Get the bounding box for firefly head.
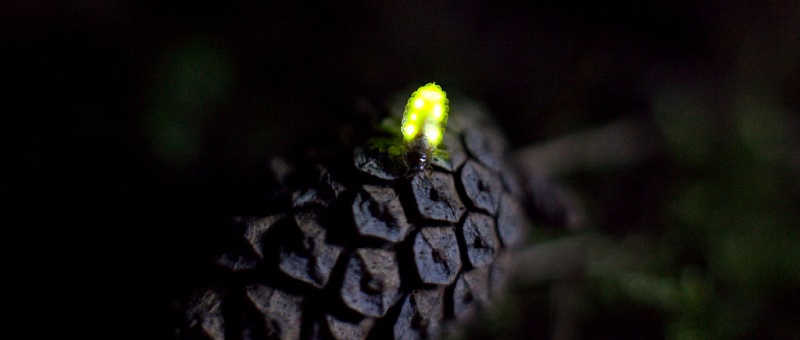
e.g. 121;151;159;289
405;135;433;172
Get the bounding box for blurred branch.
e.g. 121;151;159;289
514;117;659;177
513;233;609;284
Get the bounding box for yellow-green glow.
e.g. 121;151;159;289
401;82;449;147
403;124;416;137
432;104;443;120
424;125;442;144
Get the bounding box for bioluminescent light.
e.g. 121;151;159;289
402;83;449;172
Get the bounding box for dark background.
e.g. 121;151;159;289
5;1;800;338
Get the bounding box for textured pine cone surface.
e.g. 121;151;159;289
180;98;535;339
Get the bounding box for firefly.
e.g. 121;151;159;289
401;82;449;172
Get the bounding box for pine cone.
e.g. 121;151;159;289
180;98;536;339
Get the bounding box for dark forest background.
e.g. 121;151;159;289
5;1;800;338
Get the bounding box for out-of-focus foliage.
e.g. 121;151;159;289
467;2;800;339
